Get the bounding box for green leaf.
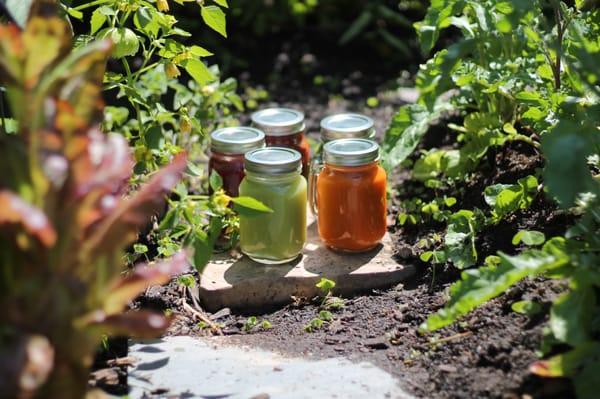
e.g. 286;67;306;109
91;9;107;36
192;217;223;272
144;124;163;150
182;59;215;86
339;11;372;45
201;5;227;38
209;170;223;191
316;277;336;292
213;0;229;8
189;45;214;57
444;209;480;269
134;6;160;37
550;285;595;346
512;230;546;246
542;120;599;208
97;28;140;59
414;0;465;53
66;7;83;20
231;197;273;216
511;300;542;316
382;102;454;171
420;250;569;332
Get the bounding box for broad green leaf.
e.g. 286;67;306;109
97;28;140;59
542;120;599;208
213;0;229;8
209;170;223;191
134;6;160;37
189;45;214;57
421;250;569;331
444;209;480;269
182;59;214;85
530;343;600;378
550;285;595;346
90;6;115;35
201;5;227;38
316;277;336;292
231;197;273;215
512;230;545;246
414;0;465;53
382;102;454;172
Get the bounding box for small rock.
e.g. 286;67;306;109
250;394;270;399
363;337;389;350
210;307;231;320
89;368;119;386
438;364;457;373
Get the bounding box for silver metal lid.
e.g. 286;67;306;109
250;108;305;137
210;127;265;155
245;147;302;174
320;113;375;142
323;139;380;167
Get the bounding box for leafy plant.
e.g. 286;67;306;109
0;6;188;397
391;1;600;396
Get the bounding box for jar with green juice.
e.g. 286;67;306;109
239;147;307;264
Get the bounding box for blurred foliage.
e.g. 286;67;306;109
0;3;189;397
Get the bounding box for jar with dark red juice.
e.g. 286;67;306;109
209;127;265;196
250;108;310;179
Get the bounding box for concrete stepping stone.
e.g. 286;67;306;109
128;336;414;399
199;215;415;312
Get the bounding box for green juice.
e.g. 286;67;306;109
239;171;307;264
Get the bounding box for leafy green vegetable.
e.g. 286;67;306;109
512;230;546;246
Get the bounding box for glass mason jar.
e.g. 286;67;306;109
316;139;387;253
309;113;375;215
251;108;310;179
239;147;307;264
209;127;265;197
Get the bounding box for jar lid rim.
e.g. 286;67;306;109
251;107;305;136
323;138;380;166
245;147;302;174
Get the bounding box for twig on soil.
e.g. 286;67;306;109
179;298;223;336
429;331;472;346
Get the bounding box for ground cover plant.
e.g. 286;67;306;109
0;3;190;397
382;0;600;396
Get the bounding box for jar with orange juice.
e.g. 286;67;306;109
316;139;387;252
309;113;375;215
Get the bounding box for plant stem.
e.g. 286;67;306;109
73;0;112;11
553;4;563;90
121;59;144;135
0;88;6;135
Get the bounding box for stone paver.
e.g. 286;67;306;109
128;336;414;399
198;215;415;312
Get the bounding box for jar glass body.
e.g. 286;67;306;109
265;131;310;179
239;171;307;264
208;151;246;197
317;162;387;252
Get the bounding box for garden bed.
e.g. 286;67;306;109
124;82;575;398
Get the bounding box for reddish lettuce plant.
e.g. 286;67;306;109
0;3;189;398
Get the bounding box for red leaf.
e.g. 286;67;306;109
81;153;187;257
0;191;57;247
103;251;189;315
84;311;172;339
